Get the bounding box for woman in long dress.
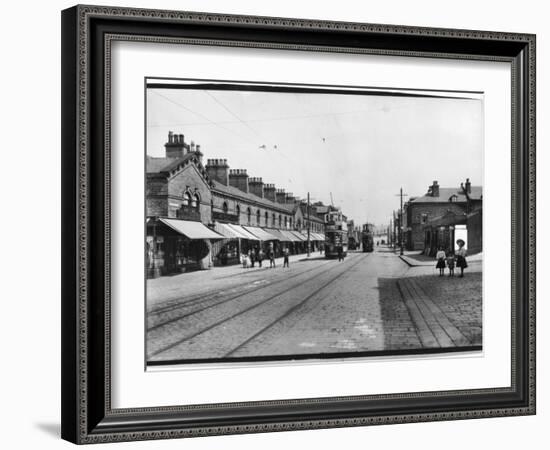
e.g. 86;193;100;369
455;239;468;277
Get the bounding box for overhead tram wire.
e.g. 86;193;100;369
146;107;377;128
150;90;258;147
203;90;262;139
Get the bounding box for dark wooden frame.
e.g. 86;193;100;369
61;4;536;444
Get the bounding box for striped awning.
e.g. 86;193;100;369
213;222;242;239
262;228;287;241
289;230;308;242
279;230;301;242
159;218;224;240
225;223;260;240
243;226;279;241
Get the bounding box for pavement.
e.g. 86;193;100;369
397;249;483;267
146;246;482;363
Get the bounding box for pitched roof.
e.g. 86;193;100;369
211;180;295;213
146;154;196;174
411;186;482;204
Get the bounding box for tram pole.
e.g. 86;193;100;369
395;187;408;256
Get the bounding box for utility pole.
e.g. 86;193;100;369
307;192;311;257
389;216;393;248
395;187;408;256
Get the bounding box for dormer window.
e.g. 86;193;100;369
449;194;458;203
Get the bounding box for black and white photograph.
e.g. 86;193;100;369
145;79;484;365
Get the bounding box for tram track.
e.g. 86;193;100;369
223;253;368;358
147;258;334;331
148;253;368;360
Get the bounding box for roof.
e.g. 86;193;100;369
411;186;482;204
298;204;325;223
211;180;295;214
146;154;197;174
424;211;467;228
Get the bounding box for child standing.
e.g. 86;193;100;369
435;247;446;276
446;252;455;277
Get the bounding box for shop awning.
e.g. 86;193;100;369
213;222;242;239
289;230;308;242
243;226;279;241
262;228;287;241
159;218;224;240
279;230;301;242
223;223;260;240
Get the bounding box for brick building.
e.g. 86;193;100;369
146;132;333;276
405;179;482;253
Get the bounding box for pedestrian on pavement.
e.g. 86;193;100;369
283;247;290;268
249;249;255;268
268;244;276;268
257;247;263;268
241;252;250;268
337;246;344;262
435;247;446;276
455;239;468;277
446;251;455;277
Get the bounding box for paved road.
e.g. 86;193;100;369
146;248;481;363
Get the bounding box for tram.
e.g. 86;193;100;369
361;223;374;252
324;210;348;258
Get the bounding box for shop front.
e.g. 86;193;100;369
146;218;224;277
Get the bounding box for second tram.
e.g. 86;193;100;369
361;223;374;252
324;210;348;258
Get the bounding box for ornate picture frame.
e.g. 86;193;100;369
61;5;535;444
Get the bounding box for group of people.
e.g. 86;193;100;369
435;239;468;277
241;245;291;269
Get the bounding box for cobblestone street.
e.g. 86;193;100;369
146;246;482;363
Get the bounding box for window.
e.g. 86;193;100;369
222;202;228;214
247;207;251;225
182;192;190;206
192;194;199;208
284;217;288;229
236;205;241;223
272;213;276;227
257;209;261;225
450;195;458;202
278;215;282;227
265;211;268;226
289;218;293;229
421;213;428;224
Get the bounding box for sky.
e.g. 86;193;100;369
146;83;483;226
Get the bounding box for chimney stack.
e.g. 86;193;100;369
229;169;249;193
264;184;276;202
465;178;471;194
165;131;186;158
285;192;295;204
249;177;264;198
431;180;440;197
205;158;229;185
276;189;286;204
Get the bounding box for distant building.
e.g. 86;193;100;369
146;132;339;277
405;179;482;254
